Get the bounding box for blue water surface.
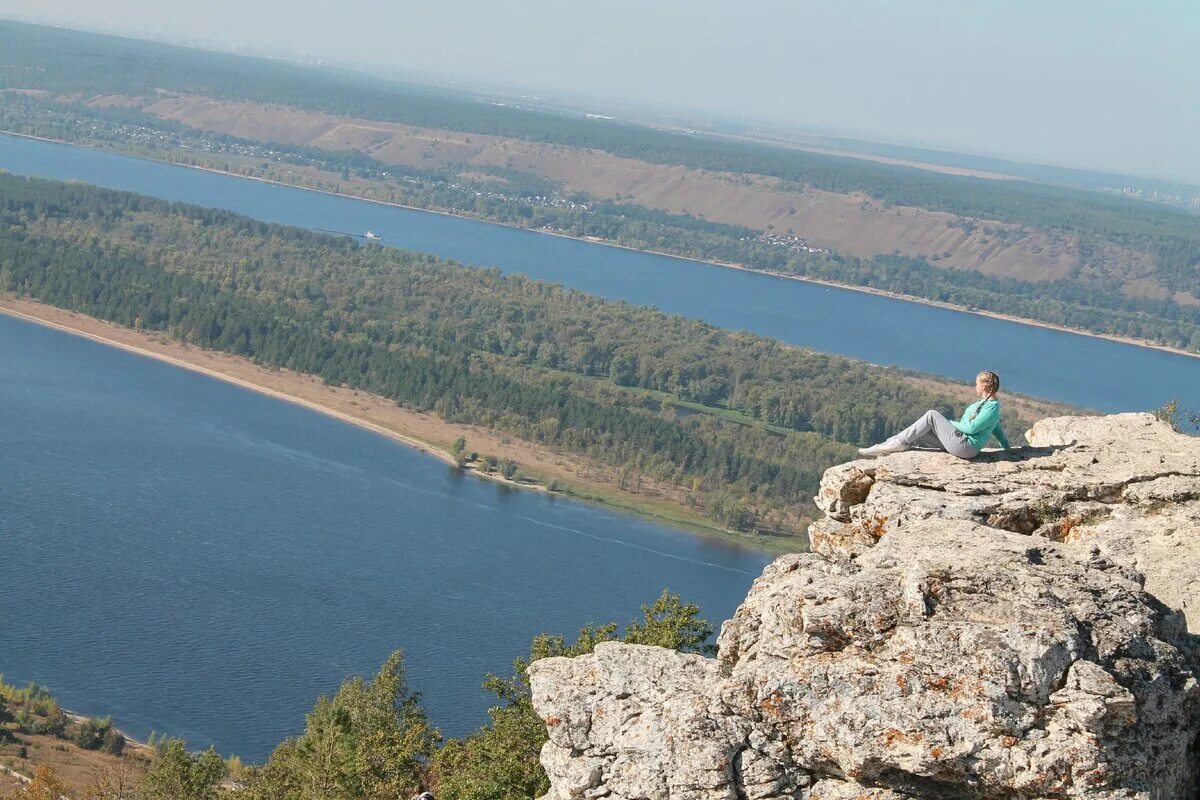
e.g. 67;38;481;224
0;133;1196;411
2;132;1198;760
0;315;771;759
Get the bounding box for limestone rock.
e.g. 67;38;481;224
718;526;1198;798
532;644;755;800
811;413;1200;631
532;414;1200;799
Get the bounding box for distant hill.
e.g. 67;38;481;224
687;124;1200;207
3;19;1200;352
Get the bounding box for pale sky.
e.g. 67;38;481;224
4;0;1199;182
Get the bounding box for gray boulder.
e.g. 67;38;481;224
531;414;1200;799
811;413;1200;629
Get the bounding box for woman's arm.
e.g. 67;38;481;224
952;401;1000;436
993;422;1011;449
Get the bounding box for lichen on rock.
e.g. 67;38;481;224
531;414;1200;799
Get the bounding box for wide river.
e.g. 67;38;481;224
1;134;1198;760
0;314;772;759
1;133;1198;411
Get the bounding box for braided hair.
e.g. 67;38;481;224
970;370;1001;421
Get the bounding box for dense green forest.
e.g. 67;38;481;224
3;93;1200;352
3;19;1198;286
4;85;1200;351
0;173;992;534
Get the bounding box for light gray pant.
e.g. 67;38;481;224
886;410;980;459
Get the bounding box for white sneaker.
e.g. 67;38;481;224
857;442;908;458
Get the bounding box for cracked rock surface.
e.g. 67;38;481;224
811;413;1200;628
531;414;1200;799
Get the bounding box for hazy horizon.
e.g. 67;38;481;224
3;1;1199;183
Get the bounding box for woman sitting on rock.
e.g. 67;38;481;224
858;370;1011;459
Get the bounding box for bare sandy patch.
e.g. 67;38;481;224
140;95;341;143
86;93;150;109
1;724;152;797
119;93;1119;284
309;122;395;151
710;134;1022;181
1174;291;1200;307
457;170;507;184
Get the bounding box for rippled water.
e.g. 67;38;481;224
0;315;772;759
2;132;1197;759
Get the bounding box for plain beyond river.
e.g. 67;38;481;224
0;132;1198;413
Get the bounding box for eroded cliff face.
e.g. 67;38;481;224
530;413;1200;799
811;413;1200;628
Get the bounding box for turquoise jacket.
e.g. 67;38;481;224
953;398;1011;449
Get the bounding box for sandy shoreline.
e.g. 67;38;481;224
0;298;760;544
3;129;1196;362
0;293;1072;552
0;301;511;481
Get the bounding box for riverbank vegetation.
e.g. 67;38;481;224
1;593;712;800
0;173;1026;538
3;20;1200;353
0;677;151;798
0;679;123;758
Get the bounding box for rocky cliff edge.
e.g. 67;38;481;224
530;413;1200;799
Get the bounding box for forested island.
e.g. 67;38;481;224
0;173;1059;542
3;21;1200;353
